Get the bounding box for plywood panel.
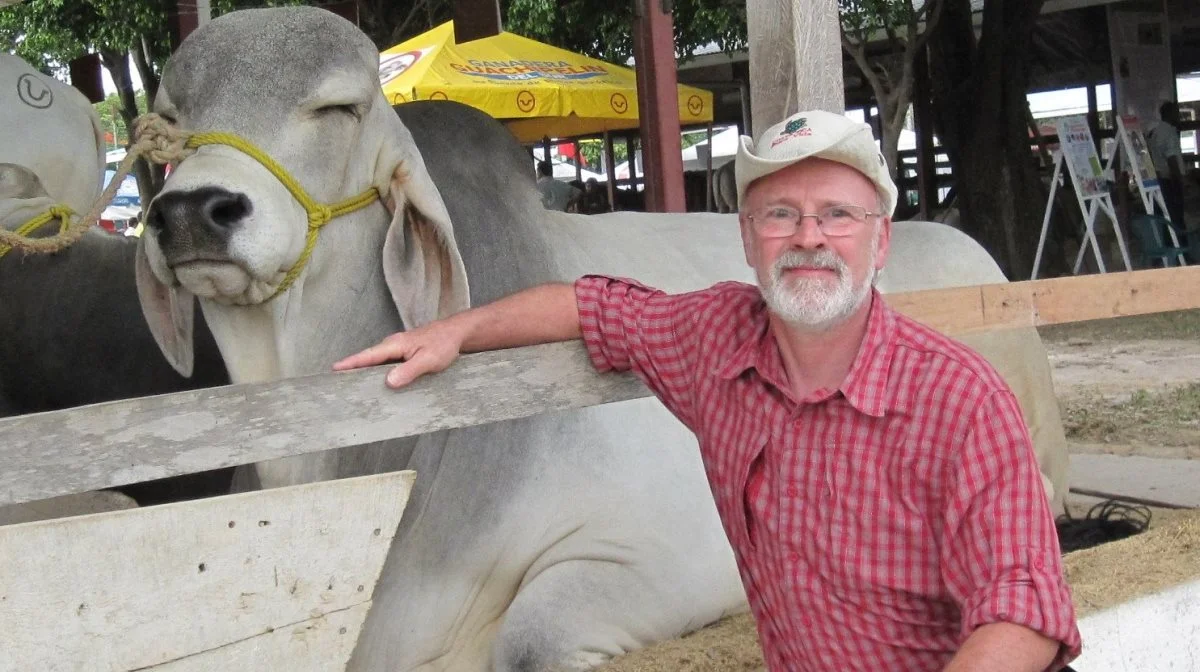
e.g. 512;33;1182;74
0;471;413;671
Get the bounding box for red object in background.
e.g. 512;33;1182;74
556;142;576;159
98;219;117;233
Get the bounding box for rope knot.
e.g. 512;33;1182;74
132;113;196;167
308;204;333;228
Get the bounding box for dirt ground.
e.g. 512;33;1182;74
597;310;1200;672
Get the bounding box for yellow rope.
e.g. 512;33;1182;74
0;205;74;258
1;113;383;301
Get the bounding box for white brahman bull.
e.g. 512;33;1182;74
0;55;233;513
133;7;1068;670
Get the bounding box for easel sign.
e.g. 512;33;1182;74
1032;115;1132;279
1110;115;1179;228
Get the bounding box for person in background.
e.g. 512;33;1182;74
1146;100;1188;250
535;160;581;212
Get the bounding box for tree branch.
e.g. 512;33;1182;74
840;32;886;102
389;0;431;46
912;0;947;56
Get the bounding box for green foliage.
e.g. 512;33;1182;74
838;0;917;39
501;0;746;65
0;0;169;73
578;138;628;168
94;90;148;148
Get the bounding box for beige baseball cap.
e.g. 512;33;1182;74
735;110;898;216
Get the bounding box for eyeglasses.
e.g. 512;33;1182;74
742;204;881;238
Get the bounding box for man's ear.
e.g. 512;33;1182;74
738;214;757;268
874;216;892;274
135;235;195;378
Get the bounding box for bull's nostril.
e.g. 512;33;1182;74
206;193;251;229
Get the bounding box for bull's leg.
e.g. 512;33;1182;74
491;554;745;672
490;560;656;671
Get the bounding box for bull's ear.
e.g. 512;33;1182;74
375;133;470;329
135;235;195;378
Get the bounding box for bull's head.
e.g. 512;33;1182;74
136;7;471;376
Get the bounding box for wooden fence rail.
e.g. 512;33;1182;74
2;265;1198;508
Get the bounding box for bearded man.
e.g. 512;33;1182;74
334;111;1083;671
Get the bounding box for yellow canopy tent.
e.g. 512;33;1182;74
378;21;714;143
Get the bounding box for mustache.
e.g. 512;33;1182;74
771;249;846;275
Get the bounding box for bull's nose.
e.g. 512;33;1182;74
147;187;252;241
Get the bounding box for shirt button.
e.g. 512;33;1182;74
1033;557;1044;570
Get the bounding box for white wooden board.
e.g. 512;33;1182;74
0;340;646;507
0;470;414;671
1073;577;1200;671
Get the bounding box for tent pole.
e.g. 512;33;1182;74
574;139;582;183
604;131;617;212
705;123;714;212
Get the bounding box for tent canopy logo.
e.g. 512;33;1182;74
451;59;608;82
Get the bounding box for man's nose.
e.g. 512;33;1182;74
788;216;828;248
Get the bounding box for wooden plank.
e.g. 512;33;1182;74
0;471;413;670
884;265;1200;336
0;341;646;507
1;267;1198;508
154;604;369;671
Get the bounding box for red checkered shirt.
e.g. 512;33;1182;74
574;275;1082;671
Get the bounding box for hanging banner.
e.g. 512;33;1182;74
1053;115;1107;200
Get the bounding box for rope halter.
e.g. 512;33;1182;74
1;113;383;302
133;115;384;301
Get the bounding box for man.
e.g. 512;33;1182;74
579;177;611;214
1146;101;1188;245
334;110;1083;671
535;159;582;212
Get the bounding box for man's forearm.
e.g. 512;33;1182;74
451;282;582;354
943;622;1060;672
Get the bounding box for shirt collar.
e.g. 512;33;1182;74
713;289;897;417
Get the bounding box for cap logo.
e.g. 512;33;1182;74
770;116;812;147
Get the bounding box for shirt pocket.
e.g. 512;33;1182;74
814;441;940;602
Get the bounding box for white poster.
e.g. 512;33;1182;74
1119;114;1159;189
1054;116;1107;200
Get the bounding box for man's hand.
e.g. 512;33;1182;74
331;282;583;389
333;321;467;389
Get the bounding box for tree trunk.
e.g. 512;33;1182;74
99;48;162;207
928;0;1060;280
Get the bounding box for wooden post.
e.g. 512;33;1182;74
747;0;844;135
574;139;582;183
453;0;502;43
913;45;938;219
705;123;714;212
631;0;686;212
1087;80;1101;156
167;0;200;50
604;131;617;211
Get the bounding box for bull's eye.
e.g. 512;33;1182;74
315;104;362;120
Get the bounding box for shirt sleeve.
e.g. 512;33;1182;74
939;389;1083;670
573;274;699;429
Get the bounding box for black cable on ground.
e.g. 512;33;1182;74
1055;499;1152;554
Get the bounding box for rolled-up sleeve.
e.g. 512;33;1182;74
574;274;698;429
940;389;1083;669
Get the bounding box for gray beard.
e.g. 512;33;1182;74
759;241;877;331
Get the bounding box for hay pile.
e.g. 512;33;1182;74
1064;507;1200;618
597;508;1200;671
